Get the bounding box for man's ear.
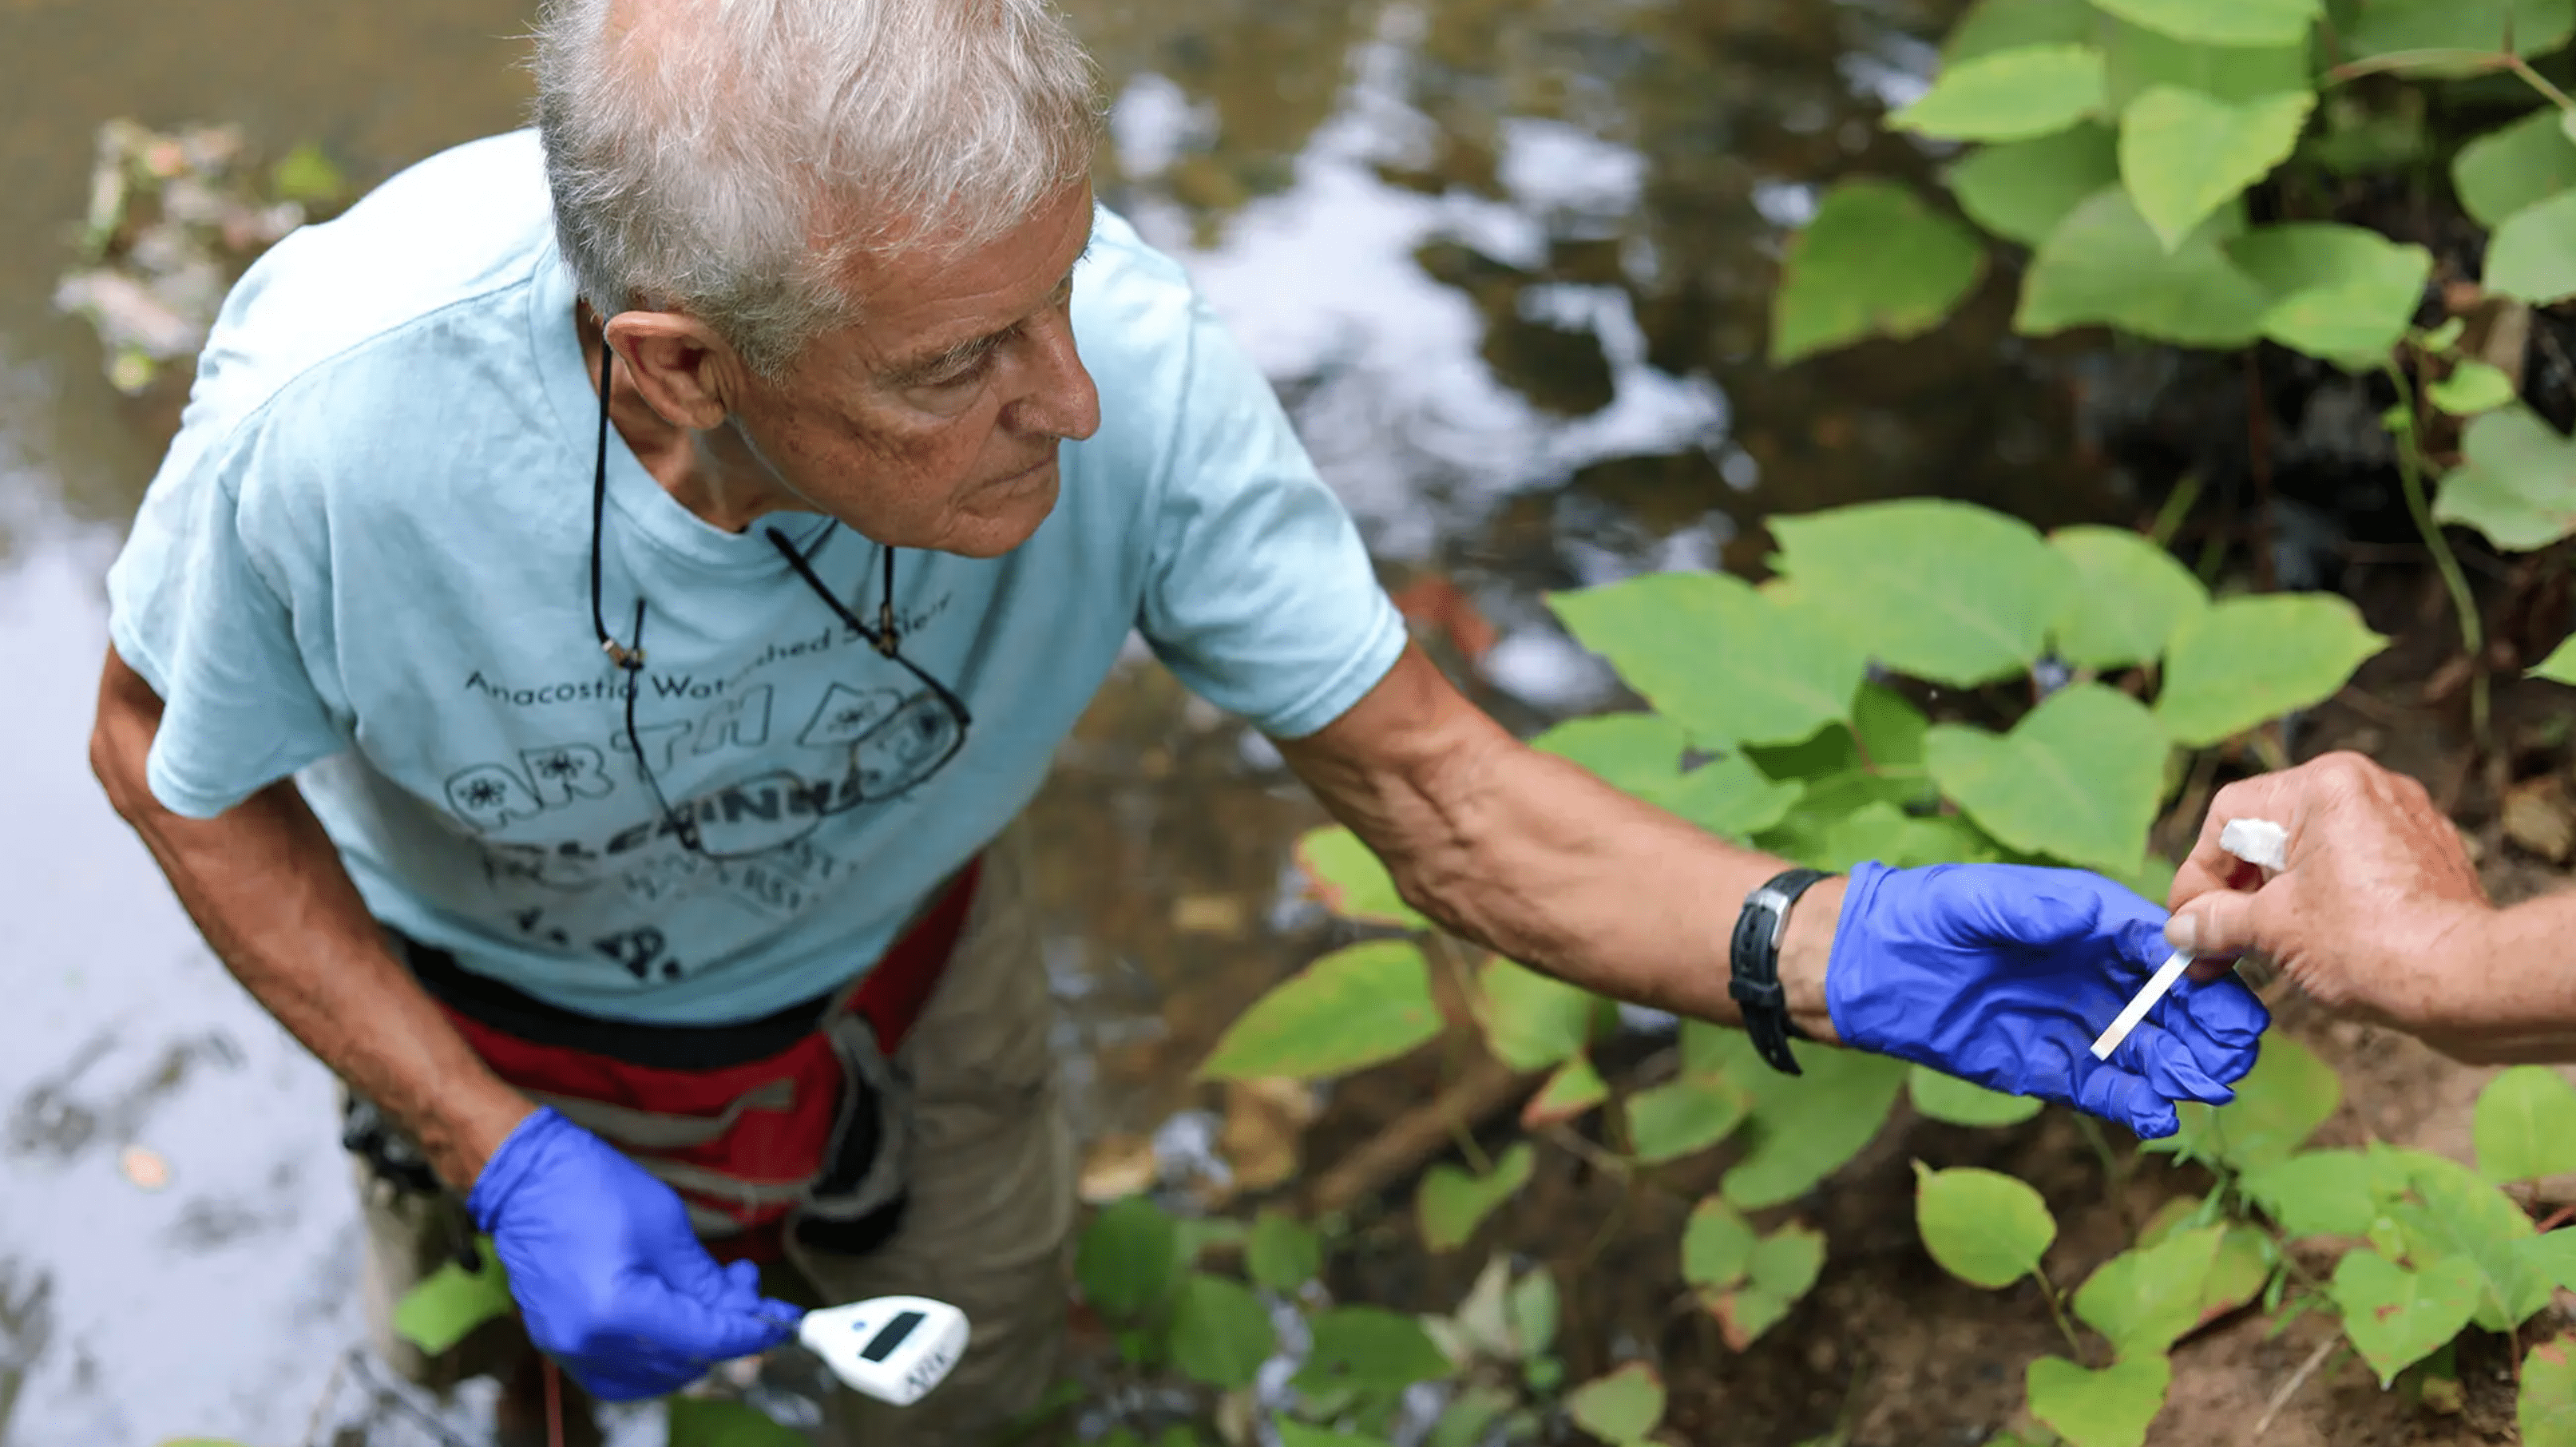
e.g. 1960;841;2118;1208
602;310;750;430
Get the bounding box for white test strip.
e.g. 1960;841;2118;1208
2089;948;2193;1060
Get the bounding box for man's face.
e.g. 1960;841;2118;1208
729;182;1103;557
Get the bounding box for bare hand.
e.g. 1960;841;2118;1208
2165;752;2491;1043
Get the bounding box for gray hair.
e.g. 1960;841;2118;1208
531;0;1101;375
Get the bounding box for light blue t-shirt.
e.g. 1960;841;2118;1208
106;129;1406;1026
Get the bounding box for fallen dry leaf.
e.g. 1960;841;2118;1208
1171;894;1246;935
2503;776;2576;863
1219;1077;1318;1193
1077;1133;1159;1203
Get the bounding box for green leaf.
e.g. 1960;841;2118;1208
1663;753;1806;838
2455;109;2576;228
1170;1274;1274;1390
1477;959;1596;1072
2488;189;2576;304
1531;713;1687;795
2101;19;2312;110
2439;403;2576;550
1424;1388;1516;1447
1418;1143;1536;1251
1508;1267;1560;1358
1566;1363;1666;1443
2075;1227;2224;1358
2343;0;2575;70
1914;1163;2056;1288
1770;180;1987;363
2474;1066;2576;1183
1722;1048;1908;1209
1889;43;2110;141
1278;1423;1395;1447
2047;525;2209;669
2026;1354;2173;1447
667;1398;807;1447
2018;188;2271;346
2430;360;2520;416
1682;1197;1760;1289
1947;0;2099;61
2536;634;2576;685
1909;1064;2046;1126
1298;1306;1456;1393
2093;0;2318;43
1246;1209;1323;1292
1548;572;1866;748
1927;683;2168;873
2202;1227;2279;1324
391;1238;514;1357
1522;1054;1610;1128
269;141;348;208
1772;499;2076;687
2242;1148;2378;1237
1625;1073;1752;1165
1200;941;1441;1080
1710;1224;1828;1349
1952;124;2122;246
2331;1251;2483;1387
2120;88;2314;252
1078;1195;1179;1319
2384;1148;2554;1330
2153;594;2388;746
2229;222;2433;367
2526;1336;2576;1447
1294;826;1427;929
2150;1034;2339;1168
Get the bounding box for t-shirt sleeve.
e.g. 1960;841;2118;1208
105;415;352;819
1134;289;1408;740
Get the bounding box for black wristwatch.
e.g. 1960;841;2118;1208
1729;867;1832;1076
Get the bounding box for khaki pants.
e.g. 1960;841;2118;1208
353;828;1076;1446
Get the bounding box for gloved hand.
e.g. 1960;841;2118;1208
469;1107;802;1401
1826;862;2269;1139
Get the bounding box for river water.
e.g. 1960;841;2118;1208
0;1;2121;1442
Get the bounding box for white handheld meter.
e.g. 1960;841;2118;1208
798;1295;971;1406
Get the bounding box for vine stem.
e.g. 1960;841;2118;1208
2507;52;2576;113
2384;363;2491;748
2034;1264;2089;1363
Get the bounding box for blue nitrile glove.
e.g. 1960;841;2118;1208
469;1107;802;1401
1825;862;2269;1139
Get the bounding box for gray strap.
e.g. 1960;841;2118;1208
526;1078;798;1150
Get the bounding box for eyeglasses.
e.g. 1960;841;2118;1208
585;339;973;860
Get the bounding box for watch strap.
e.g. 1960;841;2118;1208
1729;867;1830;1076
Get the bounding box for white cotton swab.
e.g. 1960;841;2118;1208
2087;816;2288;1061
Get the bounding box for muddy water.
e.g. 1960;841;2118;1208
0;1;2118;1442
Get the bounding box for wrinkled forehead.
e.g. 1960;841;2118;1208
806;180;1098;376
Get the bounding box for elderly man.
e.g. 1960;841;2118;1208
89;0;2265;1442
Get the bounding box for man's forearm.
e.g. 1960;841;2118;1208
90;649;531;1188
2413;894;2576;1063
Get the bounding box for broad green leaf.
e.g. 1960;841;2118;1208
2092;0;2317;44
2026;1354;2173;1447
1548;572;1866;748
1532;713;1688;795
2536;635;2576;685
1478;958;1595;1071
1925;684;2168;874
2385;1149;2553;1330
1078;1195;1179;1318
2488;189;2576;304
1662;753;1806;838
1682;1197;1760;1289
2229;222;2432;367
2242;1148;2377;1237
1909;1064;2046;1126
1508;1267;1559;1357
269;141;349;208
1170;1274;1274;1390
2047;525;2208;668
2439;403;2576;550
667;1398;806;1447
2101;19;2312;110
1246;1209;1322;1292
1770;180;1986;363
2075;1227;2223;1358
1914;1163;2055;1288
1772;499;2075;687
1278;1421;1395;1447
2455;109;2576;228
1952;125;2122;246
1566;1363;1666;1443
2522;1230;2576;1292
1625;1073;1752;1164
2018;188;2271;346
1711;1224;1828;1349
1418;1144;1536;1251
2331;1251;2482;1387
2431;360;2520;416
1722;1048;1908;1208
1294;827;1426;929
1298;1306;1456;1393
2343;0;2575;71
1805;801;1991;873
2120;88;2313;251
2526;1336;2576;1447
2201;1227;2278;1325
1947;0;2099;61
2474;1065;2576;1183
2150;1034;2339;1168
391;1238;514;1357
1424;1389;1516;1447
1682;1020;1765;1080
1201;941;1441;1080
1888;43;2110;141
2154;594;2388;746
1522;1054;1610;1128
